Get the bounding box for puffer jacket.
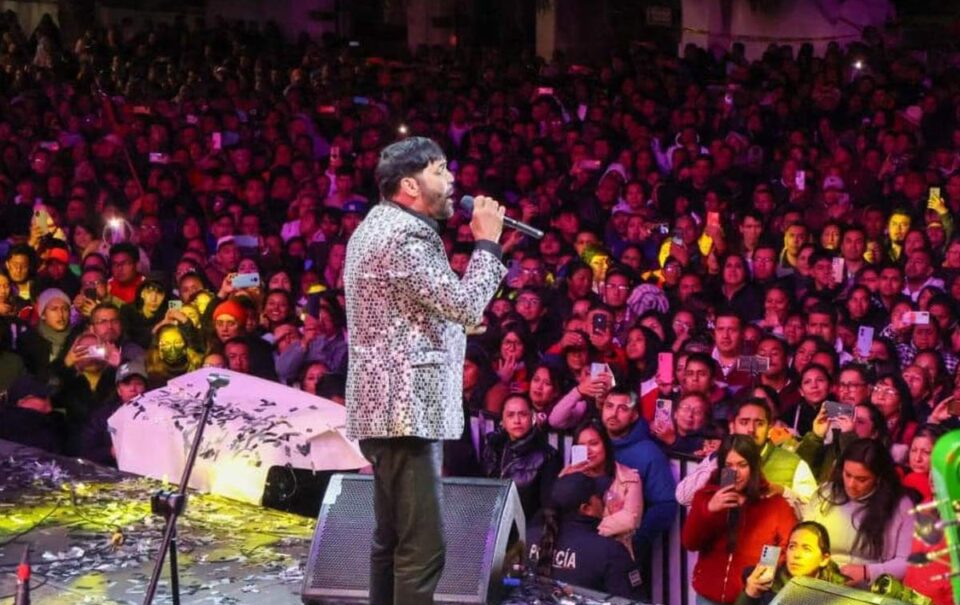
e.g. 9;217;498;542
482;425;561;518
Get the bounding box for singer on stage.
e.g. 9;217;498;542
344;136;506;605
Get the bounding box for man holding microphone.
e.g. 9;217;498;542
344;136;506;605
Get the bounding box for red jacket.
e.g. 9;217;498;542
681;479;798;603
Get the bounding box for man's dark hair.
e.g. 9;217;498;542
109;242;140;263
376;137;446;199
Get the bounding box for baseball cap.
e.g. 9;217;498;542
116;359;148;384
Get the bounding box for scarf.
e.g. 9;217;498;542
38;323;69;361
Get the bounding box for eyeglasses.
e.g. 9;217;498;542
516;297;540;306
873;385;896;394
839;382;867;390
605;284;630;291
93;318;121;326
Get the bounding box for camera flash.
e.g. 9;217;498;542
398;124;408;135
853;60;863;70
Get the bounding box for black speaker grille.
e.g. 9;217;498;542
307;477;510;600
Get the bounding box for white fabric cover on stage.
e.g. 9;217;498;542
108;367;367;505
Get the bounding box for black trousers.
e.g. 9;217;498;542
359;437;445;605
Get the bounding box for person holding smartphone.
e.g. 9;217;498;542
734;521;849;605
682;435;797;604
558;419;643;558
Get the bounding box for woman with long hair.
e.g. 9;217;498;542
734;521;850;604
121;279;168;349
870;373;918;456
558;419;643;557
682;435;797;604
802;438;914;586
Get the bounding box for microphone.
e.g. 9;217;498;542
207;373;230;389
15;545;30;605
460;196;544;240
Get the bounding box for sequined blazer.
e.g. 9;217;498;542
344;202;506;441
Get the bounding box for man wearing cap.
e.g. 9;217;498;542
341;200;368;237
18;287;73;380
36;243;80;297
76;359;148;466
205;236;240;290
211;298;277;380
0;374;65;454
526;472;643;599
344;137;506;605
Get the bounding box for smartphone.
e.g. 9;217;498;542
570;445;588;465
719;467;737;488
211;132;222;150
795;170;805;191
591;313;609;335
856;326;874;357
88;345;106;359
759;545;781;567
657;352;674;385
39;141;59;152
317;105;337;115
831;257;845;284
535;86;555;97
903;311;930;326
578;159;602;171
168;300;182;311
825;401;855;419
305;293;321;319
590;362;606;378
929;187;941;204
352;96;369;106
148;152;169;164
653;222;670;235
654;399;673;427
83;287;99;301
231;273;261;289
330;146;341;162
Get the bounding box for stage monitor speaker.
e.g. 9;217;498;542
301;475;525;605
771;576;910;604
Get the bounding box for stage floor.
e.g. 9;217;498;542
0;440;644;605
0;440;314;604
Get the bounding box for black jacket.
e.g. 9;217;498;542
482;426;561;519
527;514;643;599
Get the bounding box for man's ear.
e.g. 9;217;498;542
399;176;420;198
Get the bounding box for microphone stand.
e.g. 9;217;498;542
141;374;230;605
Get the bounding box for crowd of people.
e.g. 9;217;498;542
0;9;957;604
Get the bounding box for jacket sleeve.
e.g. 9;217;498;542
547;386;587;430
681;489;730;551
676;454;716;507
598;469;644;537
394;233;505;327
865;498;914;581
635;443;678;544
275;340;307;385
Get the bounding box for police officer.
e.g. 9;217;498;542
527;472;644;599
